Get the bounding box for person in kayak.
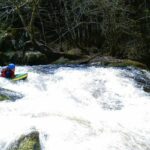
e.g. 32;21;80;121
1;63;15;78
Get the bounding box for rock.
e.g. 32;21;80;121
0;94;10;101
88;56;148;69
11;51;24;64
66;48;82;55
23;51;48;65
0;87;23;101
108;59;147;69
0;51;49;65
52;56;70;64
143;86;150;93
7;131;41;150
120;67;150;93
133;72;150;93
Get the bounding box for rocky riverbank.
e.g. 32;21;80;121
0;50;149;102
0;50;149;70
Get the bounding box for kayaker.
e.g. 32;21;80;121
1;63;15;78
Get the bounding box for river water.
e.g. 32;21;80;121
0;65;150;150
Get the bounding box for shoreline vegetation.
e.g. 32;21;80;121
0;0;149;69
0;50;149;70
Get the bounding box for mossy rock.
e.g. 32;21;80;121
8;131;41;150
0;94;9;101
52;56;70;64
89;56;148;69
66;48;82;55
108;59;147;69
16;132;41;150
0;87;23;101
24;52;48;65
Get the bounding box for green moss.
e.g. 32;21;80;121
66;48;82;55
108;59;147;69
17;132;40;150
8;131;41;150
17;136;40;150
0;94;9;101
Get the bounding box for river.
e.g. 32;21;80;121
0;65;150;150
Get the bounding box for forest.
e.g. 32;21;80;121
0;0;150;66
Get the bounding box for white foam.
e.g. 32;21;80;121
0;66;150;150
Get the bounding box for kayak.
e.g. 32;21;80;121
12;73;28;81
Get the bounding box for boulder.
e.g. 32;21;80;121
0;87;23;101
7;131;41;150
66;48;82;55
52;56;70;64
88;56;147;69
0;51;49;65
0;94;9;101
23;51;49;65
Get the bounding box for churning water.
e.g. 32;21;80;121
0;65;150;150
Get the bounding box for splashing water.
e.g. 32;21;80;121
0;65;150;150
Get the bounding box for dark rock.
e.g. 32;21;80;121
66;48;82;55
134;73;150;93
52;56;70;64
0;94;9;101
0;51;49;65
23;51;49;65
143;86;150;93
121;68;150;93
88;56;147;69
0;87;23;101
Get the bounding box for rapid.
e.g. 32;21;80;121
0;65;150;150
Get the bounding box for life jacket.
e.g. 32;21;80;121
1;67;7;77
1;67;15;78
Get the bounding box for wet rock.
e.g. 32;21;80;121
52;56;70;64
7;131;41;150
88;56;147;69
134;73;150;93
23;51;49;65
0;94;9;101
121;68;150;93
0;87;23;101
66;48;82;55
143;86;150;93
0;51;49;65
52;55;90;64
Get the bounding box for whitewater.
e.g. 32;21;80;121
0;65;150;150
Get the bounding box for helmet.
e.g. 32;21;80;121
8;63;15;70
